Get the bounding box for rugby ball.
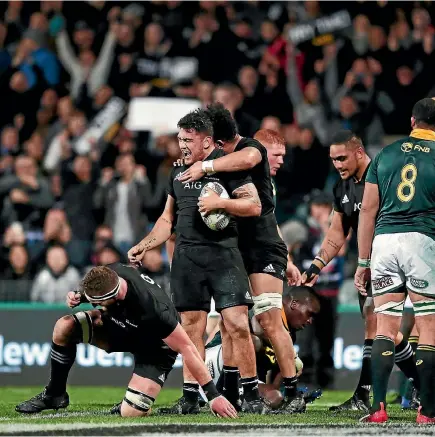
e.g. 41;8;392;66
199;182;230;231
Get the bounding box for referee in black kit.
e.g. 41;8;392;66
301;130;418;412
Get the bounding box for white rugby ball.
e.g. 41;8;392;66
199;182;230;231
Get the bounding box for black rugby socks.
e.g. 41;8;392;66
395;338;419;390
241;376;260;402
371;336;395;412
223;366;240;404
355;339;372;399
283;376;298;400
183;382;199;404
416;345;435;418
46;342;76;396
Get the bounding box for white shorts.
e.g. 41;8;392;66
371;232;435;297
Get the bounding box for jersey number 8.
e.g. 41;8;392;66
397;163;417;202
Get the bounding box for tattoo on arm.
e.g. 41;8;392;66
327;239;341;251
233;183;261;207
317;248;330;263
142;237;157;250
161;217;171;225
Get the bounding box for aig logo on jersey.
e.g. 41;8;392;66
183;182;202;189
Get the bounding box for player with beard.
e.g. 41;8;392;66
128;110;269;414
178;104;304;414
15;264;237;418
301;130;419;412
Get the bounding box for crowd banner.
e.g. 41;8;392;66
125;97;201;135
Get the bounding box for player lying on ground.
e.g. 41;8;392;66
302;130;419;412
15;264;237;418
177;104;304;414
203;285;321;409
128;110;268;414
355;98;435;424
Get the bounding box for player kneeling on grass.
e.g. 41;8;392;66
15;263;237;418
203;285;321;410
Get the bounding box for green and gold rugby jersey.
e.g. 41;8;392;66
366;129;435;240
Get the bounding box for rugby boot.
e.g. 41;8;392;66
298;386;323;404
329;391;370;412
157;396;200;415
359;402;388;423
15;388;69;414
270;395;306;414
241;398;270;414
110;401;121;415
417;406;435;424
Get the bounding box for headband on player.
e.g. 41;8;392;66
83;279;121;303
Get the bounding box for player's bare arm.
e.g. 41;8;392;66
198;183;261;217
302;211;348;286
354;182;380;296
179;147;262;182
163;324;238;418
128;195;175;264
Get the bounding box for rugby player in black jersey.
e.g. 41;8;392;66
15;264;237;418
301;130;419;412
178;104;304;414
128;110;268;414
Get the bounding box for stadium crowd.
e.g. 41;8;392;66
0;0;434;311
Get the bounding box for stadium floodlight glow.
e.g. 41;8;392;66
83;279;121;303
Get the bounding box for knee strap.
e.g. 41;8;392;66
374;300;404;316
124;388;155;414
413;300;435;316
73;311;93;343
252;293;282;316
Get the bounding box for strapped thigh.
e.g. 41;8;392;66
124;387;155;414
374;299;405;317
252;292;282;316
73;311;93;343
413;300;435;316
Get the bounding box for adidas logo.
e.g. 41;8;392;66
158;373;166;382
382;351;393;356
245;291;251;299
263;264;276;273
342;194;349;204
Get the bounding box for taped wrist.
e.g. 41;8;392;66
202;160;216;175
201;380;220;402
305;263;321;280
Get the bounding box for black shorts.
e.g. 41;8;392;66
239;240;287;280
171;245;252;313
101;312;177;387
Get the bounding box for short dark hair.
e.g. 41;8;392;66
205;102;238;142
284;285;320;306
412;98;435;126
330;130;363;149
80;266;118;297
177;109;213;137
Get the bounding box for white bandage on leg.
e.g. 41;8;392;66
124;388;154;414
413;300;435;316
252;293;283;316
374;300;405;316
73;311;93;343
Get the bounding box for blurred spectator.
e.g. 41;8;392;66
61;154;99;267
0;244;33;301
94;153;152;254
141;248;170;295
2;222;26;249
30;245;80;303
0;155;53;231
56;23;116;101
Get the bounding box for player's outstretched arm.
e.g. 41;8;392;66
302;211;348;286
128;196;175;265
355;182;379;295
198;183;261;217
163;324;238;418
178;147;262;182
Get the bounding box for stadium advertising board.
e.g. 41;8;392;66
0;307;364;389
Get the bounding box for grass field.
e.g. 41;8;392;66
0;387;430;436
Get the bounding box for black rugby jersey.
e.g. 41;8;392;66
167;148;252;248
332;163;371;236
104;263;180;346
